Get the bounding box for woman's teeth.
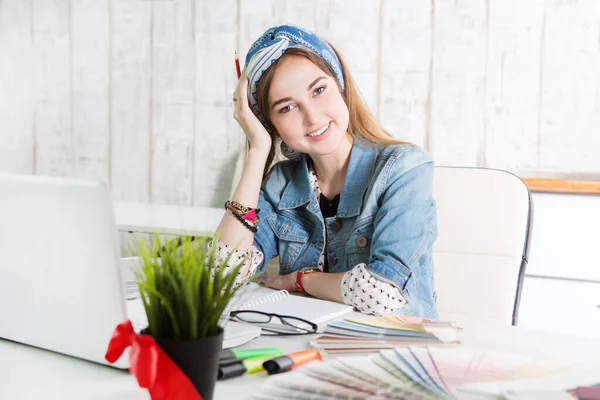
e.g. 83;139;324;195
308;123;329;137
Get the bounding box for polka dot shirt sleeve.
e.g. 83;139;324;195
207;239;264;289
340;264;407;316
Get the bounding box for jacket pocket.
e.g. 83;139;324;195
267;213;312;271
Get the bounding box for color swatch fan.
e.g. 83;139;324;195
253;346;566;400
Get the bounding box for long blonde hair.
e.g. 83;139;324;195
255;44;410;178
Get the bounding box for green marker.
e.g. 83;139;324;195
217;355;277;380
219;348;282;363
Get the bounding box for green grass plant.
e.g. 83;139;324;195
134;234;246;340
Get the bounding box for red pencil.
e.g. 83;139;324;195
234;51;241;79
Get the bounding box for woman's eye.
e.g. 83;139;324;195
313;86;326;96
280;104;295;114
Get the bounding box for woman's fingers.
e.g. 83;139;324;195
231;66;271;152
238;76;249;108
233;76;252;118
233;66;247;100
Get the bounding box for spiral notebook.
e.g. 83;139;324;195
230;283;354;326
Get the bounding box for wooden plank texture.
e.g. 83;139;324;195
32;0;72;176
328;0;380;115
0;1;599;205
0;0;34;173
523;178;600;195
194;0;241;207
110;0;152;202
429;0;488;167
484;0;545;171
538;0;600;173
379;0;432;147
151;0;195;205
71;0;110;182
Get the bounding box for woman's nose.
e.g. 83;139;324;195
303;104;321;127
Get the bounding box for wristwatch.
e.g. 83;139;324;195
294;269;319;294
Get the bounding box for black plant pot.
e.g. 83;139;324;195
145;328;224;400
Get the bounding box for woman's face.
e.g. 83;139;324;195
267;56;350;157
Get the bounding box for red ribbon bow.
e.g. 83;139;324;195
105;320;202;400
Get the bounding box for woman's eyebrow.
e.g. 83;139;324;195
307;76;327;90
271;76;328;110
271;97;293;110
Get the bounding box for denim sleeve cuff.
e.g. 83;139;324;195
364;256;414;300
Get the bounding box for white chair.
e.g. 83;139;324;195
230;151;533;326
432;167;532;326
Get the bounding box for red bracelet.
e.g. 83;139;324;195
294;269;319;293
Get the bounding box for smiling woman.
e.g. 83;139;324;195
214;25;439;319
260;54;352;183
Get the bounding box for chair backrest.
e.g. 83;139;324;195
230;151;533;325
432;167;532;326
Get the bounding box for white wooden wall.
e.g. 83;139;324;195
1;0;599;207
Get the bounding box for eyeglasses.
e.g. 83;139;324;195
229;310;318;335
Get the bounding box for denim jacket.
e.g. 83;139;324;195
253;139;438;319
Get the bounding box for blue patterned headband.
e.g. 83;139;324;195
244;25;345;129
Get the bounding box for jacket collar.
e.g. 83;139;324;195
277;155;314;210
277;139;377;217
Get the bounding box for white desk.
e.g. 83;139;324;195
114;201;225;236
2;314;600;400
112;201;600;341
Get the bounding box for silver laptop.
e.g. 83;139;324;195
0;173;261;369
0;173;133;368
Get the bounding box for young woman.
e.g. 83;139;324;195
215;25;438;319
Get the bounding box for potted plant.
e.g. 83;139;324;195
110;234;247;400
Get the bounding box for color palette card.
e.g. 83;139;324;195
311;315;461;356
252;346;564;400
325;315;458;337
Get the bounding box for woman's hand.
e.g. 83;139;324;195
233;72;272;154
257;271;298;292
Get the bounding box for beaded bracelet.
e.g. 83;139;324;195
229;210;258;233
224;201;260;232
226;200;253;214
